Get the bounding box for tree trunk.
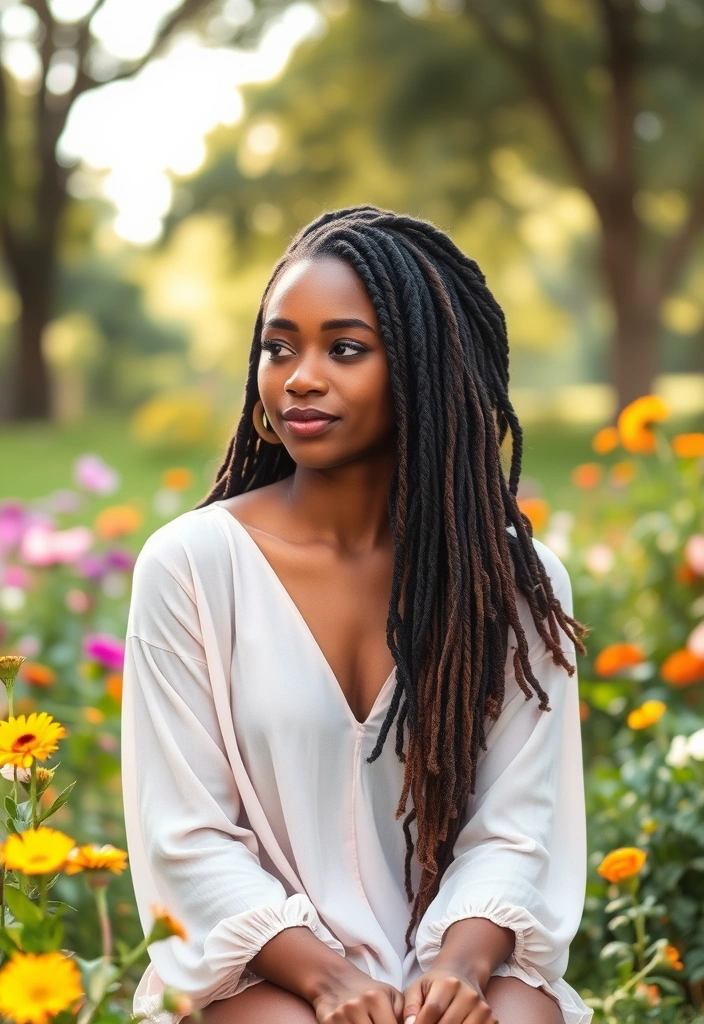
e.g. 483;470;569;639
4;243;55;421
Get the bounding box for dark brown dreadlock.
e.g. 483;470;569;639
193;204;590;953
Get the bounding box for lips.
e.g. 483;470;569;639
282;409;338;422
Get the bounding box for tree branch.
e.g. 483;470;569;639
463;1;600;201
72;0;212;100
593;0;639;186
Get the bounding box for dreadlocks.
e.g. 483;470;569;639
193;204;590;953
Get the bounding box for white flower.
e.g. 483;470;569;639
686;727;704;761
665;735;691;769
0;764;31;783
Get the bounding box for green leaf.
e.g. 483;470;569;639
604;895;632;913
3;817;17;835
37;782;76;825
4;797;17;819
0;928;21;957
19;916;64;953
4;886;42;926
599;940;633;959
608;913;631;931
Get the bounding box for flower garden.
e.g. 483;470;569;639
0;396;703;1024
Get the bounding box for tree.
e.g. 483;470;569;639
0;0;223;421
458;0;704;411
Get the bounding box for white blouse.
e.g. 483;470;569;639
121;499;594;1024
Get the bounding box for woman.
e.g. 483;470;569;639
121;205;594;1024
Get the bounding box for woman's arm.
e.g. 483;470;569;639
412;552;588;989
121;527;349;1021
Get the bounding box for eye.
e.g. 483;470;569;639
331;340;367;357
260;340;287;358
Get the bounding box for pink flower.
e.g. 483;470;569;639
66;589;91;615
0;502;31;551
3;566;30;589
685;534;704;576
83;633;125;672
73;454;121;496
688;621;704;660
20;525;94;566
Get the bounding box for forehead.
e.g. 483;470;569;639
265;256;375;318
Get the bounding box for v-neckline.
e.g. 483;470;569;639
211;503;397;729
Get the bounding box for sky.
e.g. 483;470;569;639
0;0;326;243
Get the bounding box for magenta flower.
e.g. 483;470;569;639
104;548;135;572
0;502;32;551
74;553;107;580
83;632;125;672
73;454;121;495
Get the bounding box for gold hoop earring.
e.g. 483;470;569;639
253;399;283;444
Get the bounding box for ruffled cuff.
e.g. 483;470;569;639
134;893;346;1023
414;890;544;975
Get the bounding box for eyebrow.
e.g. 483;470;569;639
263;317;376;333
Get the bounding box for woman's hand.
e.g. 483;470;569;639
402;966;499;1024
311;968;404;1023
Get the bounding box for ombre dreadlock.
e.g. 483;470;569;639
193;204;590;953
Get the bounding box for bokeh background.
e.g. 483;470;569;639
1;0;704;1020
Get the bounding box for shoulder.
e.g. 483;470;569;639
127;504;230;648
505;526;575;662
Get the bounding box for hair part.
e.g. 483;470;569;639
194;204;590;952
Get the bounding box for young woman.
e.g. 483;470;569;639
121;205;594;1024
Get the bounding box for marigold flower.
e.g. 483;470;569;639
675;561;699;585
672;433;704;458
597;847;647;884
627;700;666;730
0;950;84;1024
635;982;661;1006
94;504;143;540
162;989;194;1015
592;425;620;455
149;904;188;943
64;843;128;876
517;497;549;532
571;463;603;489
664;944;684;970
617;395;669;454
609;460;637;487
594;643;644;677
0;656;26;686
162;468;193;491
106;673;123;703
19;662;56;688
0;827;76;875
661;649;704;688
82;707;105;725
0;712;66;769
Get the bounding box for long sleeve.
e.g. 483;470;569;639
120;525;345;1023
413;550;587;989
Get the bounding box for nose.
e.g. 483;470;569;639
284;350;329;393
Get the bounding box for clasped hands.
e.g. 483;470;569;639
312;963;500;1024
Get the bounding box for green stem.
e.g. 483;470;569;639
633;895;646;972
94;884;112;961
77;934;152;1024
29;760;38;830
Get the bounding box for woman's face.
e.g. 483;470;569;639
257;255;396;469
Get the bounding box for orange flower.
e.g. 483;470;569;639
610;460;637;487
664;944;684;970
94;505;143;540
597;847;647;884
517;497;549;532
578;700;590;721
675;561;699;585
149;904;188;942
661;649;704;687
571;463;603;489
64;843;128;876
82;707;105;725
592;425;620;455
627;699;666;729
594;643;644;677
19;663;56;688
162;468;193;491
106;674;123;703
672;433;704;458
617;395;670;454
635;982;661;1006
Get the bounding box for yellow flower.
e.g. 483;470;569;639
64;843;128;876
149;903;188;942
664;944;684;970
597;847;647;884
0;657;26;686
0;827;76;875
627;700;666;730
617;395;669;454
672;433;704;458
0;951;83;1024
0;712;66;769
592;425;620;455
94;504;143;540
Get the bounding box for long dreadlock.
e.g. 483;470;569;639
193;204;590;953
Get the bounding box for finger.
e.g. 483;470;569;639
414;979;454;1024
402;979;425;1024
367;989;404;1024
